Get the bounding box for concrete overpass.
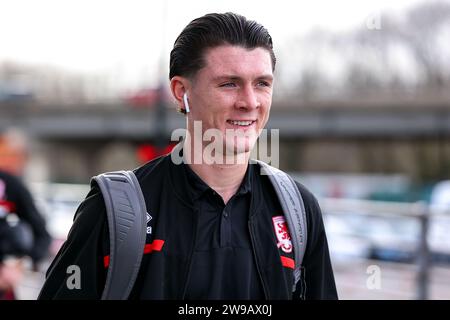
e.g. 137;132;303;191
1;101;450;140
2;100;450;182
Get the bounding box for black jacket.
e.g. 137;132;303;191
39;155;338;300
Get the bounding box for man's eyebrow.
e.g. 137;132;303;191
256;74;274;81
211;75;241;82
212;74;274;81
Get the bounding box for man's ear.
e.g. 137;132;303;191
170;76;190;113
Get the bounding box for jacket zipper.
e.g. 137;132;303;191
248;218;269;299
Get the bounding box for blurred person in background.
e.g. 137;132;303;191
39;12;337;300
0;128;52;299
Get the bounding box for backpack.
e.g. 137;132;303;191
92;161;307;300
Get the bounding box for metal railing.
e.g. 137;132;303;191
319;197;450;300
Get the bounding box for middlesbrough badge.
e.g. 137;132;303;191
272;216;293;253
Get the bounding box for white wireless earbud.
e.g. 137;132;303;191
183;93;190;113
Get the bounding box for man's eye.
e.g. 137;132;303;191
257;81;271;87
220;83;236;87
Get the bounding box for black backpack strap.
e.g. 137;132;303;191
255;160;308;292
91;170;147;300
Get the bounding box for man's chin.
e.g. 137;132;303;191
225;139;255;156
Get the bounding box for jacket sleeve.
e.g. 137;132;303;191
294;182;338;300
38;187;108;300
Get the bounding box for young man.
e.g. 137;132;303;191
39;12;337;300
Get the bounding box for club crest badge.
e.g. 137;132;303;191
272;216;293;253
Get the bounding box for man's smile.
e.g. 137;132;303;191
226;119;257;128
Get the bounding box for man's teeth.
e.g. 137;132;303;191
228;120;253;126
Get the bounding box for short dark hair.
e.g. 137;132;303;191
169;12;276;80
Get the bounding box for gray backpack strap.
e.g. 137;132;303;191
91;170;147;300
255;160;308;292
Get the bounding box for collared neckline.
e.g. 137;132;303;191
166;145;263;214
167;144;252;201
183;161;253;202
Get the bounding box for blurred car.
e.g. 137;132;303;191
321;196;450;265
430;180;450;209
324;213;419;262
427;180;450;264
323;214;373;261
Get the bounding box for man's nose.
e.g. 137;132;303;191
235;85;260;110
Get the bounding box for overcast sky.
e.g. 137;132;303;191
0;0;427;89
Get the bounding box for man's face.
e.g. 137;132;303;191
187;45;273;157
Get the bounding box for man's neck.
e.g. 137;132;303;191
183;143;250;204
